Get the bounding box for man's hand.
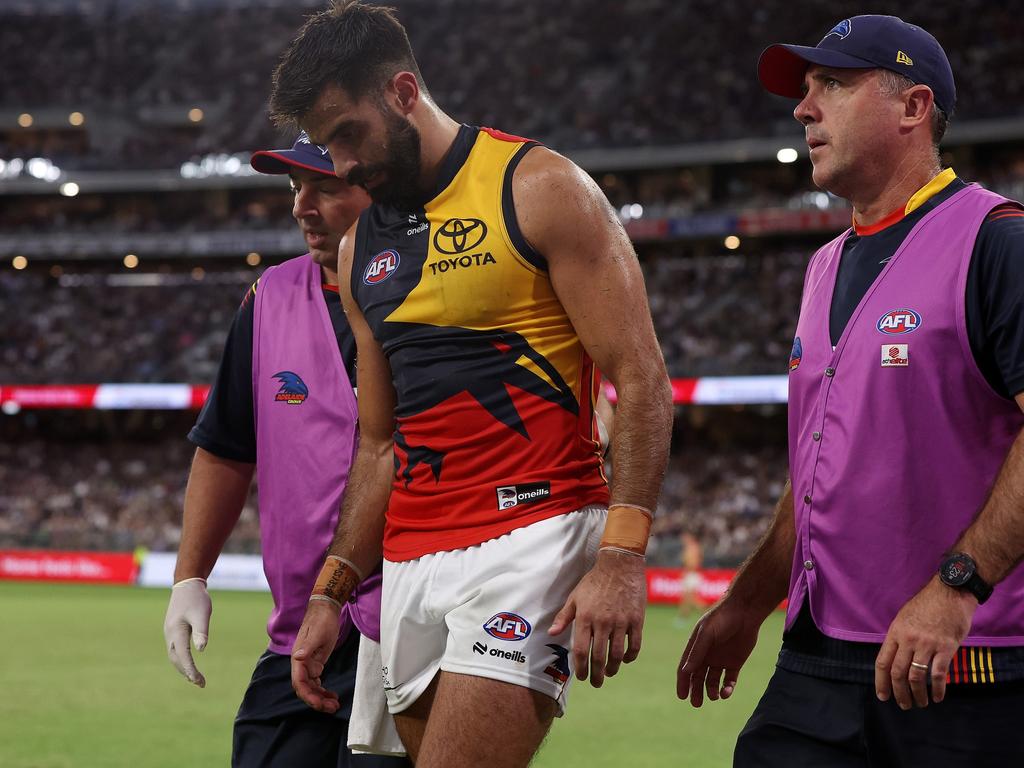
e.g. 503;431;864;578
549;549;646;688
875;576;978;709
163;577;212;688
291;600;342;712
677;596;765;707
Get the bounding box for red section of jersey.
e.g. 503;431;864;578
384;384;609;560
480;126;536;145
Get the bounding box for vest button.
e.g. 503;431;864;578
803;494;812;504
804;560;814;570
824;367;835;377
812;431;821;441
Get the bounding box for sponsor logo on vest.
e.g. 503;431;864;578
881;344;909;367
407;222;429;236
877;308;921;334
433;217;488;254
363;249;400;285
544;644;571;684
789;337;803;372
272;371;308;404
483;612;532;641
427;251;497;275
496;481;551;510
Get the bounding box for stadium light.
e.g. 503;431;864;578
188;108;204;123
60;182;80;197
629;203;643;219
246;252;261;266
776;147;799;164
724;235;741;250
1;401;20;415
68;111;85;126
191;267;206;281
17;113;33;128
124;254;139;269
12;255;28;270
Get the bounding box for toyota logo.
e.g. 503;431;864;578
433;217;488;255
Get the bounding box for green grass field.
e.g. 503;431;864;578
0;582;784;767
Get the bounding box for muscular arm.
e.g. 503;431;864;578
513;147;673;513
174;447;254;581
322;225;397;575
291;223;397;712
513;147;673;686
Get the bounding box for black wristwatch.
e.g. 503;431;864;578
938;552;993;605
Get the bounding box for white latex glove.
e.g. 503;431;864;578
163;577;212;687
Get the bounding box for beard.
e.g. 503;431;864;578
347;108;424;210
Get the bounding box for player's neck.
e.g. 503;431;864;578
416;107;462;193
850;153;941;229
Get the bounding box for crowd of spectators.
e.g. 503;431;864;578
2;245;809;382
0;410;784;565
2;0;1022;169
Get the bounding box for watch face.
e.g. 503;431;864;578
941;554;974;587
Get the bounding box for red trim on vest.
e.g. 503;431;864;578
852;205;906;236
481;126;535;144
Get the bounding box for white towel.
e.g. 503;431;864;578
347;634;407;756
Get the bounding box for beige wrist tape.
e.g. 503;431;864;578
599;504;653;556
310;556;362;608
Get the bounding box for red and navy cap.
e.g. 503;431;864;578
758;15;956;115
250;131;337;176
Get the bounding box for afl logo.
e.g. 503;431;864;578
483;612;532;642
363;249;400;285
877;308;921;335
433;217;487;255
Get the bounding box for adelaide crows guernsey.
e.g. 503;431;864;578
352;125;610;561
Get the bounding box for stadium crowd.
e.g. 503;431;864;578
1;0;1021;168
0;411;783;567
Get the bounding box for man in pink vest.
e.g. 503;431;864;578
162;133;410;767
678;15;1024;765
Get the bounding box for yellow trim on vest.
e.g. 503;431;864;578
905;168;956;215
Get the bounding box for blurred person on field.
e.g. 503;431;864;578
162;132;410;768
678;16;1024;766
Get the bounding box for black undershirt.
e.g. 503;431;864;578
187;279;357;463
783;179;1024;684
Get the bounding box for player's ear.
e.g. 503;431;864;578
390;71;420;116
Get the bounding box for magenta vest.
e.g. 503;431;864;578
787;184;1024;644
252;254;380;654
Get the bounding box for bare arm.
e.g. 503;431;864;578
876;393;1024;709
291;223;397;712
174;446;254;581
677;480;793;706
512;147;673;687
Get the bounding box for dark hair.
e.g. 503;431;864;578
270;0;425;129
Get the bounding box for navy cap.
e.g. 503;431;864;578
250;131;337;176
758;15;956;115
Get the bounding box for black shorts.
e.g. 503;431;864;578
735;666;1024;768
233;629;410;768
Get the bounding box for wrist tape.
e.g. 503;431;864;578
310;556;363;609
599;504;653;557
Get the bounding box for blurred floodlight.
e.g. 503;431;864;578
69;111;85;126
44;165;62;182
26;157;50;179
188;108;204;123
776;148;799;164
629;203;644;219
246;252;261;266
60;182;80;197
724;235;741;250
17;113;33;128
12;255;28;269
2;401;20;415
191;267;206;281
124;254;139;269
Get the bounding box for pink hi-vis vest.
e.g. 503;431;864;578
787;184;1024;645
252;254;380;654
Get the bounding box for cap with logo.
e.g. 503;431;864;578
757;15;956;115
250;131;337;176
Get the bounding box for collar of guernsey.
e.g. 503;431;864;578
852;168;957;236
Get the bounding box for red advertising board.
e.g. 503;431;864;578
0;550;139;584
646;567;737;606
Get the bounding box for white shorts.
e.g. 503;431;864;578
380;505;606;716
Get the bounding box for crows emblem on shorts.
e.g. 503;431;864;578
544;643;571;684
